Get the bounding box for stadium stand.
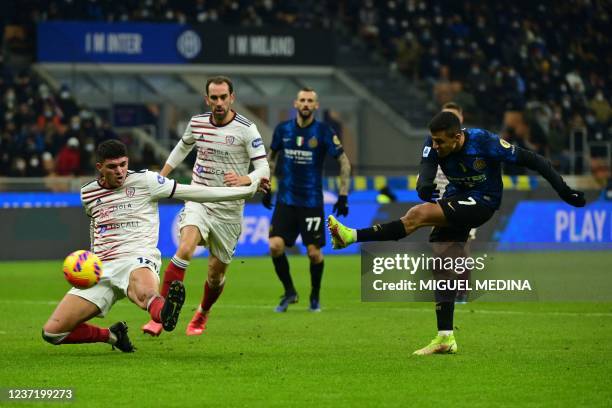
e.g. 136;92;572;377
1;0;610;178
0;64;121;177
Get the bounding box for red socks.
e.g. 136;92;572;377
161;255;224;313
201;279;225;312
160;256;188;297
61;323;110;344
147;296;165;323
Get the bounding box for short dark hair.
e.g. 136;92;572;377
428;111;461;136
442;101;462;113
96;140;128;163
205;76;234;95
299;87;315;93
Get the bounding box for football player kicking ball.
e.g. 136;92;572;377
42;140;267;352
328;111;585;355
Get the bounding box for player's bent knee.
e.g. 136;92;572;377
177;241;197;259
42;329;68;345
307;249;322;263
269;245;283;258
268;238;285;257
402;206;425;229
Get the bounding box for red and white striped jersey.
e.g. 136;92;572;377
182;111;267;222
80;170;176;262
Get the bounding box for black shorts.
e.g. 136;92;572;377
430;193;494;243
270;203;326;248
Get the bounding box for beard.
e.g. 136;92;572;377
212;107;228;122
298;108;313;120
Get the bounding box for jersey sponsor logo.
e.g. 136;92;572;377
447;174;487;185
473;158;486;171
126;187;135;197
196;165;226;176
157;175;166;184
98;203;133;220
251;138;263;148
308;136;318;148
226;136;235;145
296;136;304;147
332;135;341;146
500;138;512;148
198;147;230;159
284;148;314;164
96;221;140;234
423;146;431;157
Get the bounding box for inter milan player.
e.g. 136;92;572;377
262;87;351;312
328;111;585;354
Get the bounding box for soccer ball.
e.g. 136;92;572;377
63;250;103;289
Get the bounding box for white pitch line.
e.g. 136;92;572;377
1;299;611;317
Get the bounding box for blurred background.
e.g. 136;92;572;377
0;0;610;259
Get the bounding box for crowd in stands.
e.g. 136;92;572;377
0;59;118;178
345;0;611;174
7;0;338;29
2;0;610;178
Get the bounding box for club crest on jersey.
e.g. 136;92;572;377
296;136;304;147
308;137;318;148
126;187;135;197
473;158;486;171
226;136;235;145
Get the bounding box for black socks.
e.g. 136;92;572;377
356;220;407;242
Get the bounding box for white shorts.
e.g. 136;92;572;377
68;255;161;317
178;202;242;264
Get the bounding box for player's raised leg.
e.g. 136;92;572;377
269;236;298;312
186;255;227;336
328;202;448;249
307;244;323;312
128;267;185;333
42;294;135;352
142;226;200;336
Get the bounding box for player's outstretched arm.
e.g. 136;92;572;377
515;148;586;207
172;179;266;203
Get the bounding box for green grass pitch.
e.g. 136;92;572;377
1;253;611;407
